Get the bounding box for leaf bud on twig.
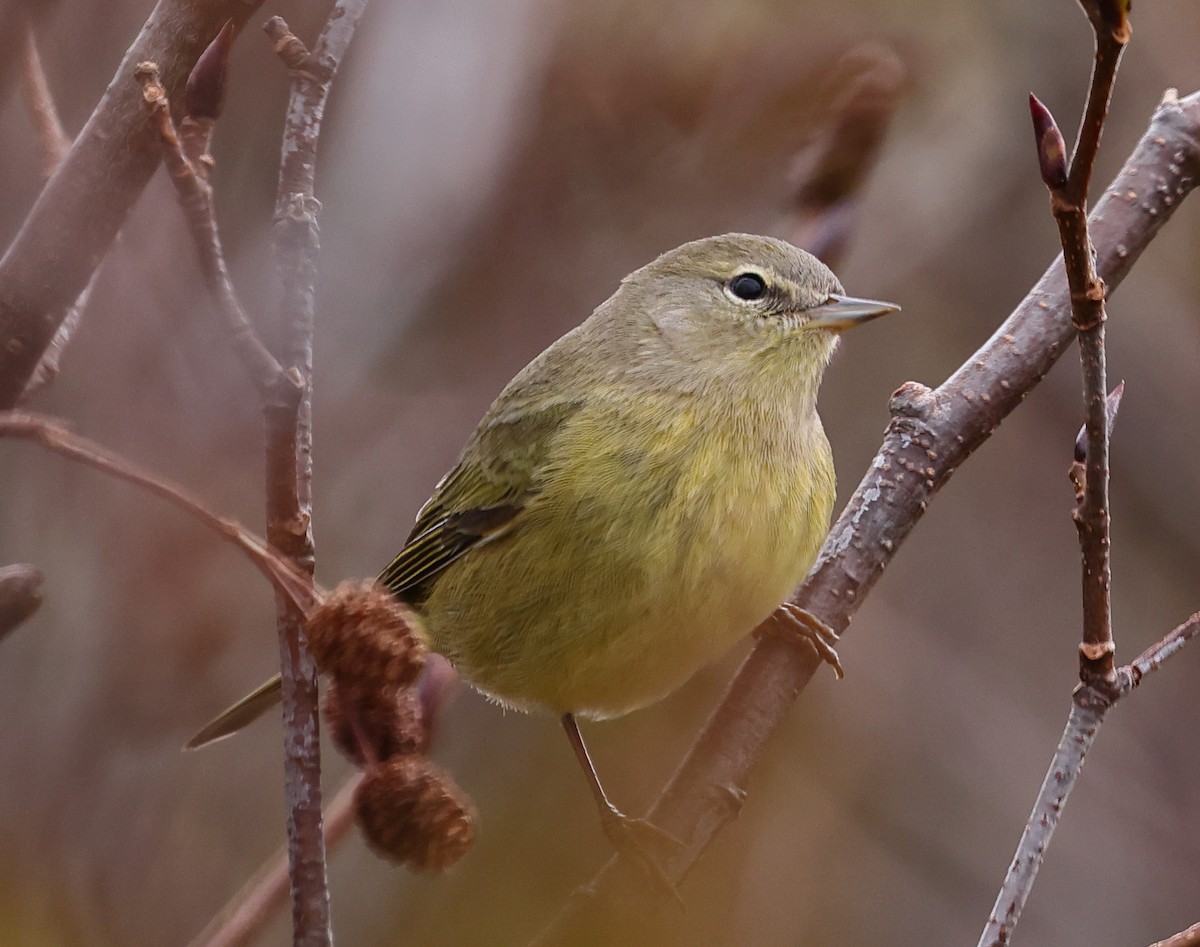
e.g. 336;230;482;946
0;563;44;641
186;20;235;120
1029;93;1068;190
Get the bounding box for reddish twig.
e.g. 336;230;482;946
17;25;89;404
261;5;370;944
184;773;363;947
19;26;70;174
0;411;318;613
1030;0;1129;692
533;86;1200;946
977;7;1132;943
134;60;294;404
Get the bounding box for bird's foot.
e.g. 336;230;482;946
597;804;685;906
757;603;845;679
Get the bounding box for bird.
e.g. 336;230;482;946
189;232;898;876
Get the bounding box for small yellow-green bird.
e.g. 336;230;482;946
191;232;897;867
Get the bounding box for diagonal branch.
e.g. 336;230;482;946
0;411;318;613
533;88;1200;943
0;0;267;408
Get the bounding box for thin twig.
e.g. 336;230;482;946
134;62;293;403
978;690;1109;947
262;5;370;944
0;411;318;613
17;25;90;404
1053;7;1127;689
20;26;70;175
1125;610;1200;688
977;604;1200;947
0;0;268;407
185;773;363;947
533;88;1200;946
980;8;1132;942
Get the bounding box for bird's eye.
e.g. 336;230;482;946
728;272;767;301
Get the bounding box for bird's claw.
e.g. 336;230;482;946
598;805;685;906
758;603;845;679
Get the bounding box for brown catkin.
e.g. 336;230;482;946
355;757;477;871
305;580;427;692
323;680;427;766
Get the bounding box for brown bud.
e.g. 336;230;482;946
323;680;428;767
1073;380;1125;463
1029;93;1068;190
355;757;477;871
186;20;235;120
306;580;427;691
0;564;44;641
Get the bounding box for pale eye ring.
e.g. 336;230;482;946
727;272;768;302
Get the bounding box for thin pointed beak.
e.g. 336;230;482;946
806;293;900;331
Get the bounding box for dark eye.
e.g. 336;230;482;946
728;272;767;301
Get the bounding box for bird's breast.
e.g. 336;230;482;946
421;392;836;718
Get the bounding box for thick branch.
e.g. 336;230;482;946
534;90;1200;942
0;0;267;407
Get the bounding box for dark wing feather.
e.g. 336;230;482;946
186;396;582;750
376;398;581;604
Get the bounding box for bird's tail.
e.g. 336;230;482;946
185;674;283;750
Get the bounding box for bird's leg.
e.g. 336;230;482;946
756;602;845;679
560;713;683;902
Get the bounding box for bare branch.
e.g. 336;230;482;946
261;4;371;943
16;25;89;404
1034;7;1127;689
185;774;362;947
1125;610;1200;688
978;689;1109;947
0;0;268;407
133;60;294;403
533;88;1200;944
977;601;1199;947
0;411;318;614
20;27;70;175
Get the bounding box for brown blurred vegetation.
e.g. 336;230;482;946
1;1;1199;945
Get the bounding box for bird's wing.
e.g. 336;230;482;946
184;398;582;750
377;397;582;603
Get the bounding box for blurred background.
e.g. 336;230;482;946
1;0;1199;945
